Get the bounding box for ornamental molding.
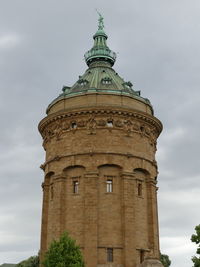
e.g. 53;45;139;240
40;152;158;171
38;108;162;147
39;108;162;132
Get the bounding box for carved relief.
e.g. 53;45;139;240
144;126;151;136
77;120;86;127
114;119;123;128
40;111;158;145
124;120;132;136
87;116;97;134
132;121;140;131
61;120;70;131
54;121;63;140
97;119;106;127
140;125;145;137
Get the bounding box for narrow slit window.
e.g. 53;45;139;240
50;186;54;200
106;179;113;193
73;181;79;194
138;183;142;196
107;248;113;262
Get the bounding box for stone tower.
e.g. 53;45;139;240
39;15;163;267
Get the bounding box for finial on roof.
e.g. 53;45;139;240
96;10;104;30
84;14;117;67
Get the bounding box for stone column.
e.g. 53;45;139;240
121;172;136;267
83;171;99;267
59;176;66;235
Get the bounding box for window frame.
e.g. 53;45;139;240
73;180;79;194
106;179;113;193
137;183;142;196
107;248;113;262
50;184;54;200
136;178;144;198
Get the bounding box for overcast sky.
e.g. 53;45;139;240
0;1;200;266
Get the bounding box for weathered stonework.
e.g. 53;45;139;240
39;16;163;267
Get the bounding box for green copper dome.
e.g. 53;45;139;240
46;14;152;113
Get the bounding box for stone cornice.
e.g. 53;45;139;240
40;151;158;171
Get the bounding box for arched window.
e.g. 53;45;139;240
63;165;85;195
98;164;122;194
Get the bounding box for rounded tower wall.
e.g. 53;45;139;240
39;98;161;164
47;93;153;116
41;153;160;266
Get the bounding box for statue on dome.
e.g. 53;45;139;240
96;10;104;30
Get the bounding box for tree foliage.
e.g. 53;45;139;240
191;224;200;267
16;256;39;267
43;232;85;267
160;253;171;267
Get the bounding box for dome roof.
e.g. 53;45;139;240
46;14;152;113
62;61;143;98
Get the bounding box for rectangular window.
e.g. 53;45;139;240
106;179;113;193
107;248;113;262
73;181;79;193
50;185;54;200
140;250;145;263
138;183;142;196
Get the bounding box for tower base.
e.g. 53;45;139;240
140;259;164;267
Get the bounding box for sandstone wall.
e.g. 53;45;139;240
39;95;162;267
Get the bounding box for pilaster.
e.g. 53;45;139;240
83;171;99;267
146;178;160;258
121;172;136;267
51;175;65;240
40;182;50;262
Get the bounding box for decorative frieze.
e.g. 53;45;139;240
39;109;162;133
39;110;160;148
